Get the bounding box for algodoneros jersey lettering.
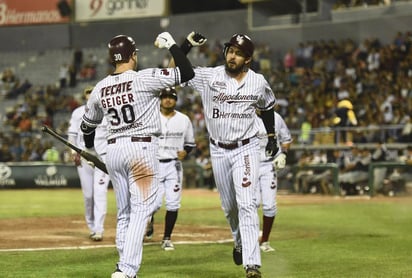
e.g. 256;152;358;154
187;65;276;142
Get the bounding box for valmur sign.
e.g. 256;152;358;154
0;0;71;26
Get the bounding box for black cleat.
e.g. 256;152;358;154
233;246;243;265
145;216;154;239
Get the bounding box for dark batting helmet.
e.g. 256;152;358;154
108;35;138;64
159;87;177;100
223;34;254;58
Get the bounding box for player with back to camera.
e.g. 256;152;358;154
68;86;111;241
172;32;278;278
145;87;196;251
80;32;194;278
256;108;292;252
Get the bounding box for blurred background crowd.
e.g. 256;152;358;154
0;1;411;195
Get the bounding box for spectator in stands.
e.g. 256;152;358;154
69;64;77;87
59;63;70;88
386;145;412;195
73;47;84;73
9;137;23;162
371;140;389;192
293;150;315;193
16;111;32;134
195;147;215;190
301;149;331;194
42;141;60;162
399;116;412;143
283;49;296;72
339;146;371;195
0;143;13;162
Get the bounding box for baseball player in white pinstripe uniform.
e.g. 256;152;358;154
68;86;111;241
80;32;194;278
180;33;278;278
256;111;292;253
145;87;196;251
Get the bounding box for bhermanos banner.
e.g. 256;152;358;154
0;0;71;26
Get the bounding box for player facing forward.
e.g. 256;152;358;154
68;86;111;241
145;87;196;251
81;32;194;278
177;32;278;278
256;110;292;252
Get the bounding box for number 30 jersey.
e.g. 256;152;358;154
82;68;181;139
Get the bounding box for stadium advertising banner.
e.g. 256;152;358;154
0;0;71;26
75;0;166;22
0;163;80;188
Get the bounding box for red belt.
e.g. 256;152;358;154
108;137;152;144
210;138;250;150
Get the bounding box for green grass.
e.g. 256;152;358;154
1;189;412;277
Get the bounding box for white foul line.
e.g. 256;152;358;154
0;239;233;252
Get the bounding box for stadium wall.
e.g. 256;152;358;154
1;9;412;56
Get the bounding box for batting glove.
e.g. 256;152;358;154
154;32;176;49
265;136;279;158
187;31;207;47
273;152;287;170
180;31;207;54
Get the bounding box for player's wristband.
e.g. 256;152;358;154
180;39;193;55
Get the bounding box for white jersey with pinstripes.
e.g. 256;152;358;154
257;111;292;217
157;111;195;160
187;65;276;142
68;104;108;156
82;68;181;138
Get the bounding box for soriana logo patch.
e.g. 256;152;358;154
0;0;71;26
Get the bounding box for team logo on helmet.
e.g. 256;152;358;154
235;34;249;47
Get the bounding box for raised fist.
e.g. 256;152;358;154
154;32;176;49
186;31;207;47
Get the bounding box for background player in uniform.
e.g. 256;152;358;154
67;86;111;241
176;32;278;278
256;110;292;252
80;32;194;278
145;87;196;251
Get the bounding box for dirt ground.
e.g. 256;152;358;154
0;189;410;250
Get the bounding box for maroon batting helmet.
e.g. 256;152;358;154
159;87;177;100
108;35;138;64
223;34;254;58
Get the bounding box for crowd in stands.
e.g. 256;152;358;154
1;29;411;194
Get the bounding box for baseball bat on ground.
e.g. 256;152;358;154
41;125;108;174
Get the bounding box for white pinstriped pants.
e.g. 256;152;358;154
210;137;262;267
106;137;160;277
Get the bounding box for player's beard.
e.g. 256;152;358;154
225;60;246;75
